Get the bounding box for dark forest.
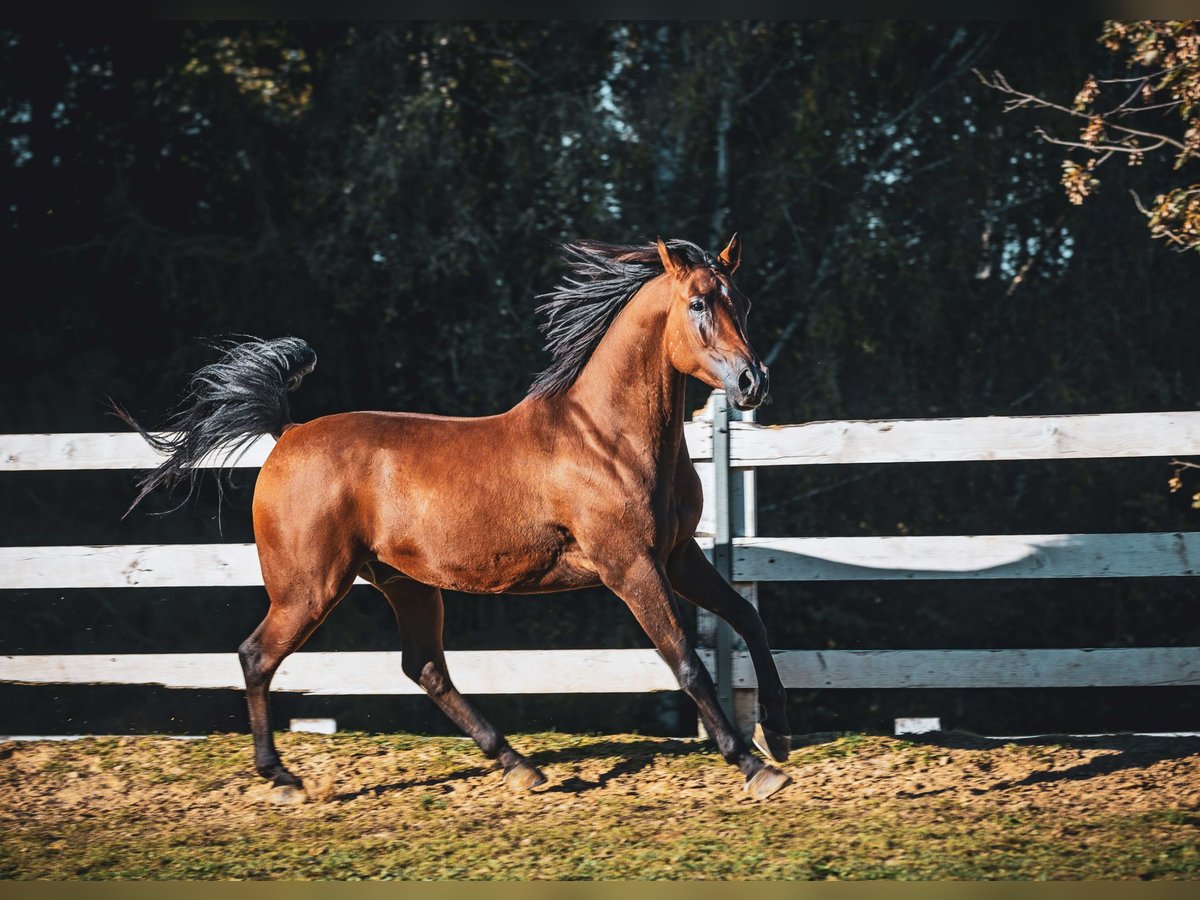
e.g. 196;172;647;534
2;21;1198;738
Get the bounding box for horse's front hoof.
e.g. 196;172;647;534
257;762;303;788
753;722;792;763
268;783;308;805
503;760;547;792
744;765;791;801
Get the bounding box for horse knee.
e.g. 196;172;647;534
238;638;265;683
674;652;706;693
239;636;288;691
403;657;450;696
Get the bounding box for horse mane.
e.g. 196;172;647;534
528;238;721;398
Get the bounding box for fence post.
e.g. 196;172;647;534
711;391;734;720
728;400;758;737
692;390;758;740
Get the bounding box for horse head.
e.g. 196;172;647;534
657;234;769;411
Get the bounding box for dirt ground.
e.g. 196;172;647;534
1;730;1198;880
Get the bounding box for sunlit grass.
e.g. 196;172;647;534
1;731;1197;880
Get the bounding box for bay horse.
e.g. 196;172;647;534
117;235;793;800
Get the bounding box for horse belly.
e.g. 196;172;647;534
376;517;595;594
504;546;603;594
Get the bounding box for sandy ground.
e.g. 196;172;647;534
1;730;1198;879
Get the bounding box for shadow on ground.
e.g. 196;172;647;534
903;730;1200;792
335;737;714;799
296;729;1200;803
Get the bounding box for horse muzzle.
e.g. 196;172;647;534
730;362;770;410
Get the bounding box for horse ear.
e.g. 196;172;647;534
656;237;685;278
718;233;741;273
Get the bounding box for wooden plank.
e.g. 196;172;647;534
4;646;1192;693
694;462;715;536
732;532;1200;582
0;433;277;472
730;411;1200;466
692;392;758;738
5;531;1197;589
6;409;1200;471
0;649;714;695
734;647;1200;689
0;544;269;589
0;424;711;472
683;420;712;462
710;393;734;718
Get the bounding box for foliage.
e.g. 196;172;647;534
979;20;1200;251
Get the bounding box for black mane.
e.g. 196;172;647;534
528;239;721;398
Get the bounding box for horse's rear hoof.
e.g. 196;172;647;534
753;722;792;763
268;783;308;805
503;760;547;792
744;765;791;801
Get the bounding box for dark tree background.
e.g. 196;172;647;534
2;21;1198;737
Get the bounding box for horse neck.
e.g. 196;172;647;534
562;275;687;462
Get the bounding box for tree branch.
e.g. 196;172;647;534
977;69;1188;152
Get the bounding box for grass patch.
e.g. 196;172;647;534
1;731;1198;880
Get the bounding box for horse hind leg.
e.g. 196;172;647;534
238;558;358;793
368;568;546;791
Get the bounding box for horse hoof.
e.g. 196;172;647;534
753;722;792;763
268;783;308;805
503;761;547;792
744;765;791;801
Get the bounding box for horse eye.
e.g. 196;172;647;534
688;297;706;314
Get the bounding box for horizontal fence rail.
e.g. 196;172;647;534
746;648;1200;689
3;403;1199;720
0;433;278;472
729;411;1200;466
729;532;1200;581
0;650;708;695
0;423;716;472
10;411;1200;473
4;532;1199;590
3;646;1195;694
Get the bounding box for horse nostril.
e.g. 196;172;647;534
738;368;757;395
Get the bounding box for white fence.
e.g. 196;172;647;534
3;393;1200;735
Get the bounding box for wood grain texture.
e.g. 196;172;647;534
5;646;1192;692
0;433;277;471
9;410;1199;471
0;649;713;695
732;532;1200;581
6;533;1196;588
0;425;710;471
730;411;1200;466
733;647;1200;689
0;544;268;588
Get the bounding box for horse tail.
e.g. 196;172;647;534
111;336;318;517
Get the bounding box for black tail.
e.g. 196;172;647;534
112;336;318;517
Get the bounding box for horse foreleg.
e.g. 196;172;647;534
374;576;546;791
667;538;791;762
598;553;790;800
